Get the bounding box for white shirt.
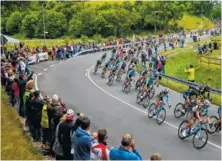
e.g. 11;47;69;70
20;61;26;71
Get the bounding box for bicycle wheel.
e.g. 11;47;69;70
178;120;189;139
136;91;143;104
174;103;185;119
143;96;150;108
125;83;131;94
148;103;156;118
149;88;155;99
108;77;113;86
193;128;208;149
122;83;126;92
156;108;166;125
101;71;105;79
207;115;218;134
135;81;140;90
94;66;98;74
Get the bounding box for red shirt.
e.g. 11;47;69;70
12;82;20;96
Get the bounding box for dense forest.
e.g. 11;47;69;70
1;1;221;39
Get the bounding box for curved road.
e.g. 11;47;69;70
32;51;221;160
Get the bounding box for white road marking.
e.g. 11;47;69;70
86;73;88;77
43;68;48;71
50;64;55;67
86;69;88;72
37;73;42;76
33;74;43;99
87;64;221;150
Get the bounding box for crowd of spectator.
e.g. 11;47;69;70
1;39;165;160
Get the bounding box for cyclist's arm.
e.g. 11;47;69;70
165;94;170;106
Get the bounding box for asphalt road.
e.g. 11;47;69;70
32;51;221;160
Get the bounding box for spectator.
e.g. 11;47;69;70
56;109;75;160
12;77;20;113
150;153;162;161
91;129;110;160
41;95;51;151
73;117;93;160
48;94;64;151
18;72;33;117
184;64;195;82
29;90;44;142
109;134;142;160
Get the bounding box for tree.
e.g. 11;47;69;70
6;11;22;34
22;12;39;38
36;10;66;39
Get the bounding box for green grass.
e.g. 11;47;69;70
177;13;214;31
165;48;221;89
1;89;43;160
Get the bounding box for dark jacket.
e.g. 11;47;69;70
29;97;44;126
58;120;74;146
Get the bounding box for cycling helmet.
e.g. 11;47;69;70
203;99;211;107
164;88;170;93
66;109;75;121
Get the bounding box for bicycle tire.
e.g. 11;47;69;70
125;83;131;94
135;81;140;90
174;103;185;119
156;108;166;125
143;96;150;109
136;91;143;104
122;83;126;92
207;115;218;134
178;120;190;140
101;71;105;79
149;88;155;99
148;103;156;118
192;128;208;149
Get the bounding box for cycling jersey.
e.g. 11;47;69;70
183;88;198;100
105;61;111;68
127;70;136;78
102;54;106;59
145;77;154;86
141;70;148;77
115;58;121;65
157;90;170;106
97;60;102;66
112;65;119;72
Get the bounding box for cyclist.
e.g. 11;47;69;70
108;63;119;80
102;60;112;75
101;53;107;62
117;58;127;77
154;88;171;114
182;99;211;137
95;59;102;71
125;67;137;84
140;73;155;99
110;52;116;61
136;69;149;85
215;106;222;126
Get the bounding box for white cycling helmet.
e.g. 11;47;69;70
164;88;170;93
203;99;211;107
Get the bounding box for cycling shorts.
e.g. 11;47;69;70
121;65;126;70
105;64;109;68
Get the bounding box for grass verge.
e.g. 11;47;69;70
1;89;43;160
177;13;214;31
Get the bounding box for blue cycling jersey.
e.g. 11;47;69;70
145;77;154;85
127;70;136;77
183;88;195;99
141;70;148;76
105;61;111;67
112;65;119;71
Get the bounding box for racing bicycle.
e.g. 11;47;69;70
207;112;221;134
107;74;115;86
148;100;166;125
178;120;208;149
122;78;134;94
136;85;155;108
